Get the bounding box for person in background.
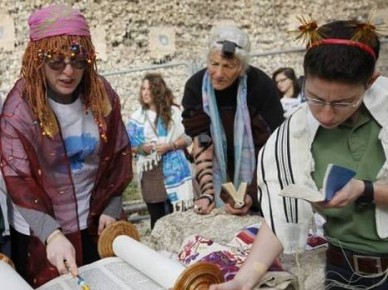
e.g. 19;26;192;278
0;209;4;252
272;67;302;114
0;173;10;258
0;89;10;258
0;197;5;254
210;18;388;290
127;73;194;229
181;25;284;216
0;4;132;287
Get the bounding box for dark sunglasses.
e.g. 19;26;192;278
46;58;87;71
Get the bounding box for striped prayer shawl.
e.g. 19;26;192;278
258;76;388;254
127;106;194;211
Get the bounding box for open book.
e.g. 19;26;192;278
0;235;197;290
279;164;356;202
2;233;223;290
38;256;166;290
220;182;247;208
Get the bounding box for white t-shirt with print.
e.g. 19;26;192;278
49;97;100;230
11;98;101;234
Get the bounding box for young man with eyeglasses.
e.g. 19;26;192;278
0;4;132;287
211;19;388;290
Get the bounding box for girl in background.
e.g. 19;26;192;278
272;67;301;114
127;73;194;229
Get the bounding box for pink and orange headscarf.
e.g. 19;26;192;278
28;4;90;41
21;4;110;140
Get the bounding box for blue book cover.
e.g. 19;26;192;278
323;164;356;201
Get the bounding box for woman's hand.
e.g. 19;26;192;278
142;142;156;154
155;142;173;155
46;230;78;276
194;197;215;215
98;214;116;235
224;194;252;216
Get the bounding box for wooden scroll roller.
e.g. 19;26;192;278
0;253;33;289
0;252;15;268
98;220;224;290
98;220;141;258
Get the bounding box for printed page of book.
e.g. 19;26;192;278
0;261;33;290
37;256;166;290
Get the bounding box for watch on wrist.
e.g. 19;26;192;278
356;180;374;207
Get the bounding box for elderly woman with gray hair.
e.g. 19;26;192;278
181;25;284;216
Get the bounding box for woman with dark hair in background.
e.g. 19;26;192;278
272;67;302;114
127;73;194;229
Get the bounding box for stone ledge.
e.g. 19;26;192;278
148;209;325;290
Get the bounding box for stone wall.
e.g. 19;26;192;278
0;0;387;121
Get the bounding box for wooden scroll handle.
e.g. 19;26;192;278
174;261;225;290
97;220;140;258
0;252;15;268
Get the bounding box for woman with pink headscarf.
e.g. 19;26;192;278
0;4;132;287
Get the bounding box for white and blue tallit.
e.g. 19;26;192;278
127;106;194;211
202;71;256;207
258;76;388;254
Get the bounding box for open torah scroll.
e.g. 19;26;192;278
37;238;174;290
1;221;223;289
38;221;223;290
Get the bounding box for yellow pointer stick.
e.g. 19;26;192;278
64;260;91;290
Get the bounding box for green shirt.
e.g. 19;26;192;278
312;108;388;254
